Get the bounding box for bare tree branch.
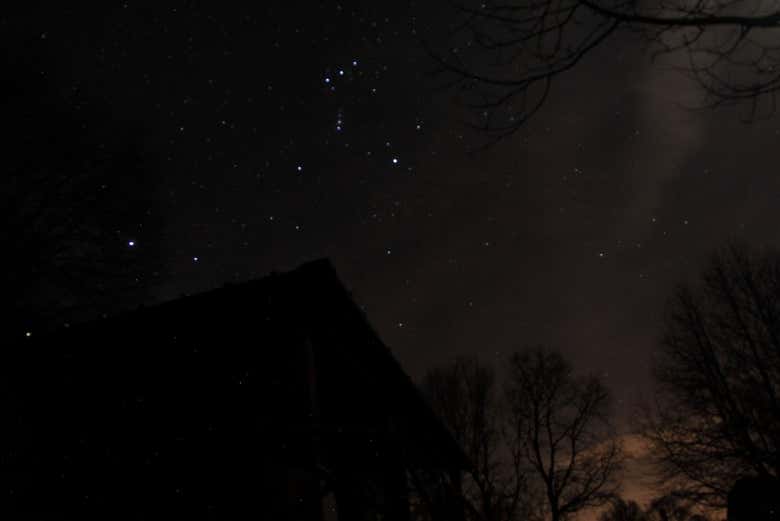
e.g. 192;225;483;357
416;356;540;521
641;242;780;508
506;347;623;521
425;0;780;140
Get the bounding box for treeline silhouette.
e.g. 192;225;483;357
416;243;780;521
411;348;620;521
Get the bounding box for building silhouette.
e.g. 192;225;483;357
0;259;467;520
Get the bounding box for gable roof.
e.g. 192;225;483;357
11;258;469;471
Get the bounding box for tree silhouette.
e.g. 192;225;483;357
414;356;538;521
644;494;712;521
505;347;622;521
599;497;647;521
418;350;621;521
1;56;165;338
641;243;780;507
427;0;780;141
598;494;714;521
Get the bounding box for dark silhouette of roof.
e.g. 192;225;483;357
1;258;467;519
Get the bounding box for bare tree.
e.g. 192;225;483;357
505;346;622;521
425;0;780;141
642;243;780;508
415;356;539;521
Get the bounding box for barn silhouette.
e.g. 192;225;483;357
0;259;467;520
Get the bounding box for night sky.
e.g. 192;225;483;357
6;1;780;426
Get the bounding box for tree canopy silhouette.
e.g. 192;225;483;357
417;349;622;521
428;0;780;141
416;356;537;521
599;497;646;521
506;347;622;521
644;493;712;521
642;243;780;507
598;494;713;521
